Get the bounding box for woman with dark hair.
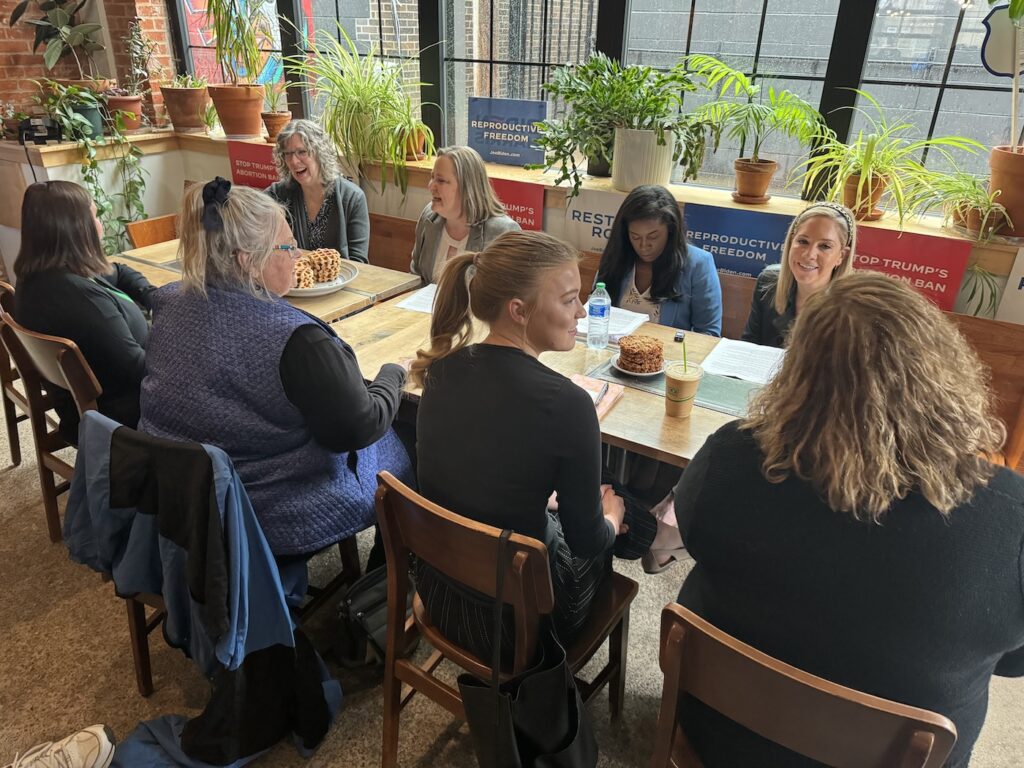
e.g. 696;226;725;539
13;180;155;442
266;118;370;262
596;185;722;335
673;271;1024;768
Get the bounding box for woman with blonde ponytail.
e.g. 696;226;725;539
413;231;660;656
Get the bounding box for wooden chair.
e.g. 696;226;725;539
0;281;29;465
719;272;756;340
368;213;417;273
579;250;602;303
125;213;178;249
651;603;957;768
947;312;1024;472
0;310;100;542
376;470;638;768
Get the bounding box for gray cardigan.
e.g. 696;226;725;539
266;177;370;263
410;203;520;282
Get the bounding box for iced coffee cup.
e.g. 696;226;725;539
664;362;703;418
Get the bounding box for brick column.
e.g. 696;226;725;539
105;0;177;123
0;0;80;115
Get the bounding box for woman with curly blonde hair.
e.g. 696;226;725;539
671;271;1024;768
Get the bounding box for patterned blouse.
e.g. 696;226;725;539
306;191;337;251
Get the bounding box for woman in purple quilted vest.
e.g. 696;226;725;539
139;177;414;571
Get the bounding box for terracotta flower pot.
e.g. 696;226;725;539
106;95;144;131
989;145;1024;238
208;84;265;139
951;206;1005;240
405;127;429;160
843;173;887;221
261;110;292;143
732;158;778;204
162;86;210;133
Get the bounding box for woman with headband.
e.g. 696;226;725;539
741;202;856;348
139;178;414;582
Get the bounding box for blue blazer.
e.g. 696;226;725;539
614;244;722;336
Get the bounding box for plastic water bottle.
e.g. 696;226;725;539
587;283;611;350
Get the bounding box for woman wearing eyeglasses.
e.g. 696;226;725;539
140;178;413;574
266;119;370;263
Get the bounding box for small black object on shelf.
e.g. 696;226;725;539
674;331;685;343
18;117;61;145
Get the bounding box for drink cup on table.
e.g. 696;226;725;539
665;362;703;418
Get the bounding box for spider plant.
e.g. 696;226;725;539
792;89;985;225
957;263;1003;318
263;79;292;112
912;170;1013;242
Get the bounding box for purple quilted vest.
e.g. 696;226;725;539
140;283;411;555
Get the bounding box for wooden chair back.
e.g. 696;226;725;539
947;312;1024;471
651;603;957;768
579;250;601;303
719;272;756;340
368;213;417;273
125;213;178;249
0;281;28;465
0;310;101;541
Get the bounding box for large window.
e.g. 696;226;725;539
173;0;285;85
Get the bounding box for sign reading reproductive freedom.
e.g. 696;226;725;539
685;203;793;277
853;227;971;311
490;178;544;230
227;140;277;190
468;97;546;166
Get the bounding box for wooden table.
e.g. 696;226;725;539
118;239;422;324
333;298;738;468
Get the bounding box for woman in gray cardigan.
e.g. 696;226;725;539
411;146;520;282
266;119;370;263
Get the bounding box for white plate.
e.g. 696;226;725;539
611;353;666;378
286;261;358;298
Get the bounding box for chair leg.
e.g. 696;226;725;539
2;392;20;466
126;598;154;697
36;459;61;543
381;662;402;768
339;534;362;586
609;606;631;720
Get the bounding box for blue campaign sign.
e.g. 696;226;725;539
468;97;546;166
684;203;794;277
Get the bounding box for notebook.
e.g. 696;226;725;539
570;374;625;420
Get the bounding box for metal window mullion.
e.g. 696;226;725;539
595;0;626;61
276;0;306;118
419;0;444;142
920;7;966;165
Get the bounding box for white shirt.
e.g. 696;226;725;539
433;229;470;283
620;269;662;322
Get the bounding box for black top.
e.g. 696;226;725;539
740;264;795;348
13;264;155;441
278;323;405;452
417;344;615;556
673;421;1024;768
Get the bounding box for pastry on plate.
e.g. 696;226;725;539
617;334;664;373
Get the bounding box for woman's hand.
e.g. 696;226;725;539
397;356;415;373
601;485;627;535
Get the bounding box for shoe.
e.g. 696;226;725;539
641;546;690;575
6;725;115;768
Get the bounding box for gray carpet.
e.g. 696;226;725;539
0;414;1021;766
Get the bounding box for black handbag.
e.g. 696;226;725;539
457;530;599;768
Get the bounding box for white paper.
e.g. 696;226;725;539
700;338;786;385
576;303;649;342
396;284;437;314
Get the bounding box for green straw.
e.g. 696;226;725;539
683;336;688;371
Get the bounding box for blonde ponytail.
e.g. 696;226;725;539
410;252;476;388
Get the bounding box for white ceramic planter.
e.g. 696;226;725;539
611;127;676;192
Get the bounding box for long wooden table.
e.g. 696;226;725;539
118;239;423;323
333;297;737;468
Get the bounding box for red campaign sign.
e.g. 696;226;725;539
853;227;971;311
490;177;544;231
227;141;278;190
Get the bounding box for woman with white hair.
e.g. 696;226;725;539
267;118;370;262
140;178;413;570
410;145;520;283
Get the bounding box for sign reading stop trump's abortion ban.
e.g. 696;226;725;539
853;227;971;311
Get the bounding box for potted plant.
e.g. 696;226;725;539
688;55;823;204
987;0;1024;236
530;53;623;194
38;78;105;139
2;103;29;139
161;73;210;133
204;0;267;138
391;94;435;161
104;19;155;132
912;170;1013;242
261;78;292;143
201;102;220;135
603;60;717;193
292;25;429;193
792;90;984;225
10;0;110;91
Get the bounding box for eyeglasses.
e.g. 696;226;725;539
275;244;300;259
281;148;310;161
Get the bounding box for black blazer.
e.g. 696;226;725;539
740;264;795;349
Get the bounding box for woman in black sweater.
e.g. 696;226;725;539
13;181;156;443
411;231;664;656
673;271;1024;768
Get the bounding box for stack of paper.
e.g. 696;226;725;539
699;338;785;385
396;284;437;314
576;304;649;342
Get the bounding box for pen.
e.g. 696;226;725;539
594;382;610;407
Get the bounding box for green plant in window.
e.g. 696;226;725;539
263;79;292;113
204;0;267;84
168;73;208;89
200;102;220;132
910;170;1012;242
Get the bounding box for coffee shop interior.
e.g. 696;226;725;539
1;0;1024;765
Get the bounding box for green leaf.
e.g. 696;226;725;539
43;37;63;68
9;1;31;26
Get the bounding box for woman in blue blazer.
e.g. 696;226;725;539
596;185;722;336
